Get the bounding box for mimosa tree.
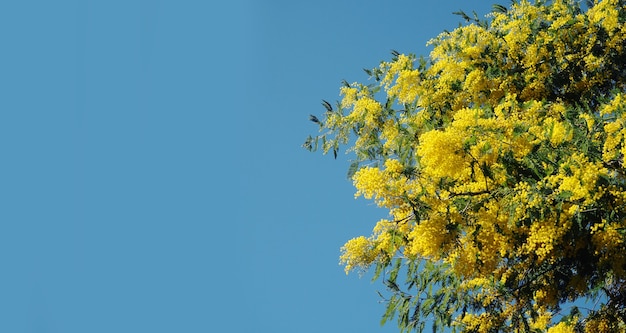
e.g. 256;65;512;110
305;1;626;332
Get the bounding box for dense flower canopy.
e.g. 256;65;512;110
306;0;626;332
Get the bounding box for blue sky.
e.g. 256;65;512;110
1;1;494;332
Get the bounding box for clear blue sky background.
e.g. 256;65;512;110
1;1;495;332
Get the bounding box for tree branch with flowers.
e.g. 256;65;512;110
306;0;626;332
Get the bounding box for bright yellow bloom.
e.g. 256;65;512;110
339;236;376;274
417;129;467;180
547;321;576;333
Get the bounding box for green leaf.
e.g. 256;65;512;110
373;262;385;281
321;99;333;112
452;10;471;22
302;136;313;151
492;4;508;13
381;295;399;325
309;114;321;124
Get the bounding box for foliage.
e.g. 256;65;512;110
305;0;626;332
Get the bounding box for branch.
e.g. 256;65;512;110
448;189;491;197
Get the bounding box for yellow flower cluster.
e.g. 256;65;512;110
591;220;626;275
600;93;626;163
351;159;415;209
588;0;621;32
417;129;467;180
339;236;376;274
525;218;564;262
381;54;413;88
547;321;576;333
543;153;606;204
530;308;553;331
583;317;614;333
533;286;559;307
388;69;421;104
352;167;386;201
460;312;500;333
407;214;454;259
